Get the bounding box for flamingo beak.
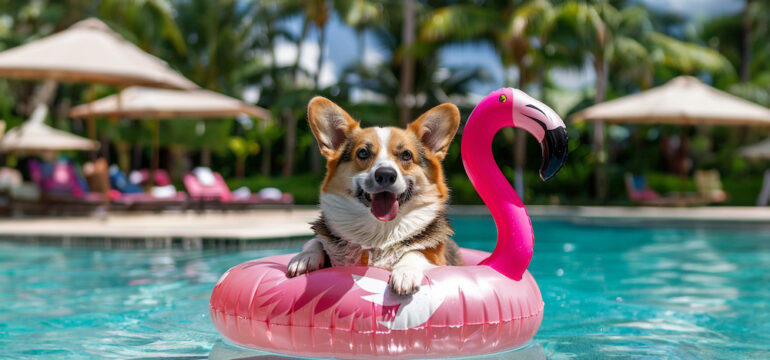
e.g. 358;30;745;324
508;88;568;181
539;127;568;180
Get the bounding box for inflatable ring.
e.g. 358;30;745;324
210;88;568;359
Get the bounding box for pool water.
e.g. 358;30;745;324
1;217;769;359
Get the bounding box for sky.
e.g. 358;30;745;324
265;0;746;102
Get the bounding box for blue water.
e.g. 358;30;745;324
1;217;769;359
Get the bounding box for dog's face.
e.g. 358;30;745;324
308;97;460;223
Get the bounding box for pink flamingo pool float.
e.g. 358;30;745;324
210;88;568;359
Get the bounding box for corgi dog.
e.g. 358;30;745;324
287;97;464;295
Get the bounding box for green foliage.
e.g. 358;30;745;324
448;174;483;205
338;0;381;29
98;0;186;54
646;32;732;75
0;0;767;206
228;137;260;158
645;172;696;193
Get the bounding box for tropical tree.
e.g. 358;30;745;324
421;0;557;197
98;0;186;56
95;0;187;170
337;0;382;59
549;1;732;200
229;134;260;179
701;0;770;106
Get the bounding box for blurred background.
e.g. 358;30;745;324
0;0;767;207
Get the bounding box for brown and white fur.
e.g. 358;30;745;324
287;97;464;295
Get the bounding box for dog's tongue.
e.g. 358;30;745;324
371;192;399;221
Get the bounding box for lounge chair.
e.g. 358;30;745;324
0;167;38;200
694;170;728;204
183;167;293;210
625;173;661;203
129;169;173;187
109;165;144;194
0;167;40;216
624;173;700;207
104;165;188;212
28;159;104;215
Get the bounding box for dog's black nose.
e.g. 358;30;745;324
374;167;397;186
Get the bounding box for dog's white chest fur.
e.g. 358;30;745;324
319;192;440;268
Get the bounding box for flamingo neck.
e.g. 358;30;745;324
461;104;534;281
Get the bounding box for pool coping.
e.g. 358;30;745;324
450;205;770;230
0;205;768;248
0;209;318;249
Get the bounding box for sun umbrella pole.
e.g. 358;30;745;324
679;126;691;177
593;120;607;202
114;87;128;171
86;84;98;160
150;118;160;189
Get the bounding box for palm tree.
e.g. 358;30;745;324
95;0;188;170
398;0;416;126
251;0;335;176
420;0;557;197
308;0;331;90
550;1;732;200
701;0;769;107
98;0;186;57
337;0;382;60
281;0;332;90
300;0;332;174
741;0;754;82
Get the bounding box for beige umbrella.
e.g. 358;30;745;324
0;18;197;90
69;86;269;119
573;76;770;197
0;105;98;153
69;86;270;185
572;76;770;125
0;17;199;160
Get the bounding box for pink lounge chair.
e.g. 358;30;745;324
81;159;188;212
27;159;104;215
184;171;231;201
183;168;292;210
624;173;700;207
109;165;187;211
132;169;172;187
625;173;660;203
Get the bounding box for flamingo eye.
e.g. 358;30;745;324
400;150;413;162
499;94;507;103
356;148;370;160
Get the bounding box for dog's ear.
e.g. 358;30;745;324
308;97;359;158
408;103;460;160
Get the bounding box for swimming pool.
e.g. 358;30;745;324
1;217;769;359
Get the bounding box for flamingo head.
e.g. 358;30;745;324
488;88;568;180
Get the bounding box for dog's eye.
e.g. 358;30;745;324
400;150;413;162
356;148;370;160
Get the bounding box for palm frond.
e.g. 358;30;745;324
646;32;734;74
727;82;770;107
339;0;381;28
419;5;498;43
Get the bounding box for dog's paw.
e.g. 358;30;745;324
287;251;325;277
390;265;424;296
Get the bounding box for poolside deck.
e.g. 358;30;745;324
0;206;768;248
0;209;319;248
